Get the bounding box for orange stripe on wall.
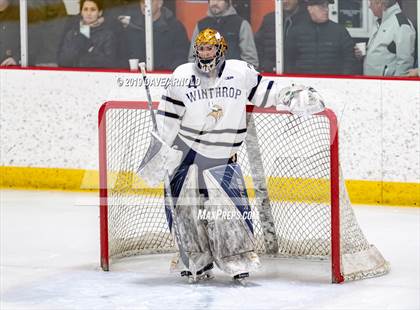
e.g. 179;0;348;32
176;0;208;40
250;0;275;32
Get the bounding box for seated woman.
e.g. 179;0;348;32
58;0;116;68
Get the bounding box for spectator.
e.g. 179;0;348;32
358;0;416;76
58;0;117;68
90;0;133;68
121;0;189;70
0;0;19;66
188;0;258;68
286;0;357;75
255;0;310;72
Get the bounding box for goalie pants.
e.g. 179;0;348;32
165;136;260;276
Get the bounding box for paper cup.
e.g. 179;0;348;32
129;59;139;71
355;42;366;56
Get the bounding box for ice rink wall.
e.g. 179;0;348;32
0;68;419;206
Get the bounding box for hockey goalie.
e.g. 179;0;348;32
138;28;325;283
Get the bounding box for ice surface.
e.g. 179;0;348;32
1;190;419;310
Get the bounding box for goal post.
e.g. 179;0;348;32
98;101;389;283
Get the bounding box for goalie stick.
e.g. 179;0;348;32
245;113;279;254
138;62;197;277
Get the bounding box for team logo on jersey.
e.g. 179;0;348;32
225;76;234;80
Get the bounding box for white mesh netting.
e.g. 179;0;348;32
100;103;389;281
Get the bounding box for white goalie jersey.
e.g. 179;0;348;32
157;60;284;159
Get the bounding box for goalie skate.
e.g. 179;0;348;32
181;263;215;283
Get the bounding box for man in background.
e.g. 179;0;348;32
255;0;310;73
358;0;416;76
188;0;258;68
286;0;357;75
120;0;189;70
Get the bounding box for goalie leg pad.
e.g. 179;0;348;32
165;163;207;231
166;164;213;273
203;163;260;275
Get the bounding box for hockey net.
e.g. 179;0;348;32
98;101;389;283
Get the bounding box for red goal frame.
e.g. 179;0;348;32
98;101;342;283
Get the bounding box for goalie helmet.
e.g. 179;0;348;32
193;28;227;73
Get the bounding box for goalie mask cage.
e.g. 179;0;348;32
98;101;389;283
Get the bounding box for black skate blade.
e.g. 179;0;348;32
233;272;249;280
233;272;249;286
181;270;192;277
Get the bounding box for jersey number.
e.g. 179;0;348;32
188;75;199;89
